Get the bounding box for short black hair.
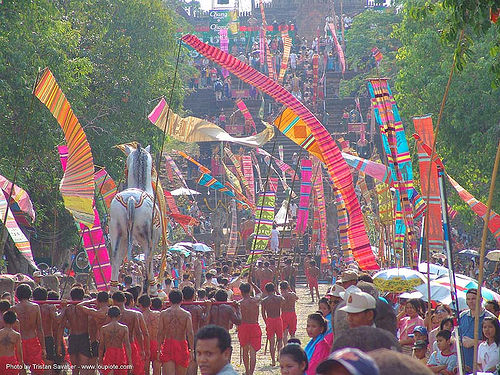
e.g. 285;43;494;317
97;291;109;303
124;276;133;285
440;318;454;331
265;283;275;292
151;297;163;311
239;283;251;294
70;287;85;301
183;274;190;280
280;281;290;290
124;292;134;306
47;291;59;300
33;287;48;301
3;310;16;325
138;294;150;308
215;289;228;302
112;291;125;303
126;287;139;303
169;289;183;304
307;312;328;334
0;300;11;313
182;286;195;301
436;330;452;341
486;300;500;312
280;343;308;370
196;325;232;353
108;306;121;318
197;289;206;299
16;284;32;300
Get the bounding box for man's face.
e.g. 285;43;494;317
436;336;449;352
414;332;426;342
196;338;230;375
413;347;426;360
347;310;373;328
466;292;477;310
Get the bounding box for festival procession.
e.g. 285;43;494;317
1;0;500;374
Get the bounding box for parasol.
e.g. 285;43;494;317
373;268;427;292
486;250;500;261
170;188;201;196
458;249;479;258
193;243;213;252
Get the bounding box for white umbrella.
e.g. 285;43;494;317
414;281;468;311
193;243;213;252
418;262;449;276
486;250;500;261
176;242;194;250
170;188;201;196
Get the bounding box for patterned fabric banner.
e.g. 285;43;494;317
223;162;243;194
235;99;256;134
296;159;312;234
242;156;255;205
148;98;274;147
334;187;353;263
413;135;500;243
368;79;416;259
278;145;287;184
227;199;238;256
198;172;236;198
249;191;275;261
58;146;111;290
219;28;229;78
35;68;95;227
278;31;292;84
413;115;444;252
224;148;251;197
327;23;345;73
251;151;264;191
312;158;328;264
312;54;319;106
256;148;298;181
269;177;279;193
0;191;36;267
165;154;190;190
0;176;36;222
178;150;211;174
181;34;378;270
94;168;117;210
164;191;193;237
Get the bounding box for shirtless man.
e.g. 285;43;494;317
252;261;262;289
281;259;297;292
0;311;25;375
279;281;299;343
260;262;274;293
124;292;150;369
12;284;45;375
98;306;132;375
238;282;262;375
193;256;203;290
181;286;207;375
208;289;241;331
261;283;285;367
201;273;217;290
60;287;91;375
77;291;110;370
178;274;194;291
137;295;160;375
112;291;146;375
157;290;194;375
33;287;58;374
307;260;320;302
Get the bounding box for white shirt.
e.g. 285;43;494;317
270;229;279;244
478;341;499;372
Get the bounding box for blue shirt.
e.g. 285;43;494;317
428;349;457;371
458;308;495;368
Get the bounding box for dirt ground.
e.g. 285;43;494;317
229;283;330;375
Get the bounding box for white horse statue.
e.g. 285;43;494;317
109;144;160;294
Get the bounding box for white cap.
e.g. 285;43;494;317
339;285;361;301
339;291;376;313
326;284;345;298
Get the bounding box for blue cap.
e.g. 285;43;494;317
316;348;379;375
408;325;428;337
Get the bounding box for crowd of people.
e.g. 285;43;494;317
0;251;499;375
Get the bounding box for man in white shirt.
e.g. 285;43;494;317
270;224;279;254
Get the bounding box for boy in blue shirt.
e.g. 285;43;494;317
427;330;457;375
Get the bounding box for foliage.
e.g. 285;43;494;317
0;0;192;262
339;9;402;97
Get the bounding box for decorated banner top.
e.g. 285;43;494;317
35;68;95;227
0;175;36;222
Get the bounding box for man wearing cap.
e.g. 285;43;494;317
458;288;495;370
339;291;377;329
339;270;358;290
316;347;380;375
326;284;345;316
32;271;42;287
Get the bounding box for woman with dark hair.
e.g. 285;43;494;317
398;298;425;355
428;304;452;350
279;343;308;375
477;317;500;372
304;313;330;375
318;298;333;345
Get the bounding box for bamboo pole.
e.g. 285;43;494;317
472;140;500;375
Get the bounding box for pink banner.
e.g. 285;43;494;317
328;23;345;73
58;145;111;290
296;159;312;234
219;28;229;78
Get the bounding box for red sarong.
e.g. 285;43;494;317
238;323;262;351
0;355;20;375
265;316;283;339
159;338;189;368
102;347;128;375
149;339;159;361
281;311;297;335
131;340;144;375
22;337;44;375
307;277;318;289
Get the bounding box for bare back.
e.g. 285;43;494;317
64;304;89;335
101;321;129;349
12;301;42;339
118;308;139;342
0;328;20;357
262;294;284;318
142;309;160;340
181;304;203;333
240;297;260;324
281;291;298;312
40;304;56;337
159;306;192;341
209;304;241;330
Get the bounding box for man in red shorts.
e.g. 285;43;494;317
0;311;25;375
98;306;132;375
261;283;285;367
238;281;262;375
137;295;160;375
280;281;299;343
12;283;45;375
307;260;320;302
260;262;274;293
157;289;194;375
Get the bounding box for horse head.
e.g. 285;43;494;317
125;144;152;191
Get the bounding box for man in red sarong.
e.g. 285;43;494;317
238;281;262;375
0;311;25;375
261;283;285;367
280;281;299;343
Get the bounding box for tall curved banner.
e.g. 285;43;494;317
180;34;378;270
0;175;36;222
35;68;95;227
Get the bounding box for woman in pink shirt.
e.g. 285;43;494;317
399;298;425;355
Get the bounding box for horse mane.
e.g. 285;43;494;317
131;144;149;190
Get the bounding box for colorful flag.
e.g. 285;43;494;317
227;199;238;256
371;47;383;63
248;191;275;262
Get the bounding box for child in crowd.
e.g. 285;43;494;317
318;297;333;345
304;313;330;375
413;340;429;365
279;343;308;375
427;330;457;375
477;316;500;373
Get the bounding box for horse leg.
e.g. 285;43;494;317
109;228;125;291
